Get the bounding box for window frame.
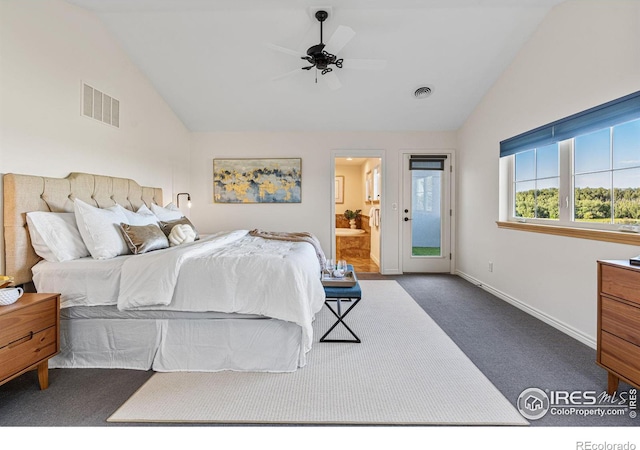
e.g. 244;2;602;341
499;91;640;243
508;128;639;232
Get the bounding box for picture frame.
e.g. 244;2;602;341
213;158;302;203
335;176;344;204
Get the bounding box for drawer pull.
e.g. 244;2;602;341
8;331;34;349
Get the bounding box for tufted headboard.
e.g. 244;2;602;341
3;172;163;285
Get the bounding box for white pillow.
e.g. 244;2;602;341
112;204;159;226
26;212;90;262
150;202;183;221
74;199;130;260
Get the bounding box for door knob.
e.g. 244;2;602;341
404;217;410;221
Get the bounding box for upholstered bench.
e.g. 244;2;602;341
320;264;362;343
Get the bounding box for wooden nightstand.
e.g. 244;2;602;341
0;293;60;390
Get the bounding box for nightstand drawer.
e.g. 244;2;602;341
601;264;640;305
601;296;640;347
0;297;57;347
0;327;57;383
600;331;640;387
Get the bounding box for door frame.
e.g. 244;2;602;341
330;149;386;273
400;150;456;274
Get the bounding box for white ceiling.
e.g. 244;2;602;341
65;0;565;132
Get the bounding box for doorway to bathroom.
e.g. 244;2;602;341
334;155;382;273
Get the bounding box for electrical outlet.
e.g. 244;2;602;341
488;262;493;272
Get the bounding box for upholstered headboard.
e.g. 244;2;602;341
3;172;163;285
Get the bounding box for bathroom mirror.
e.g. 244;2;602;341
373;165;381;202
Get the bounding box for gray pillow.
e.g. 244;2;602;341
159;217;200;240
119;223;169;255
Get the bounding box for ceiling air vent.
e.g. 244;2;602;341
413;86;433;99
82;82;120;128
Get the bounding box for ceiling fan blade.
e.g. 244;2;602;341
322;71;342;90
271;68;303;81
265;43;305;58
342;59;388;71
323;25;356;56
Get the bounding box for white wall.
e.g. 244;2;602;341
456;0;640;346
190;131;456;274
0;0;192;272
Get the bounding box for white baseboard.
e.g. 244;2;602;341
370;252;380;267
456;270;596;350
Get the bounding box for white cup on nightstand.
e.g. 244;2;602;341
0;287;23;306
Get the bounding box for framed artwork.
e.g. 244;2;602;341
335;176;344;204
213;158;301;203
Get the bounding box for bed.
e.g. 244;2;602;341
3;172;326;372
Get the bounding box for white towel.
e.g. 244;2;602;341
369;207;376;227
374;207;380;227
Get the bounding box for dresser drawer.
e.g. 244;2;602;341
0;297;57;347
600;264;640;305
601;296;640;347
600;331;640;387
0;327;58;383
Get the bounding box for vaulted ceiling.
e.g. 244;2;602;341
65;0;565;132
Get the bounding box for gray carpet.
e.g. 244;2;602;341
0;273;636;426
107;281;526;425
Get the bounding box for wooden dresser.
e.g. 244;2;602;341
0;293;60;390
597;260;640;394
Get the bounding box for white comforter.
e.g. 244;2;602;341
117;230;326;355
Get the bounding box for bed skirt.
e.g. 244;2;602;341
51;315;305;372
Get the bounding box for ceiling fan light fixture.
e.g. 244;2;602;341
414;86;433;99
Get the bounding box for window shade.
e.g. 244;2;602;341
409;155;447;170
499;90;640;158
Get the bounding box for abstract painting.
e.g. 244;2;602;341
213;158;302;203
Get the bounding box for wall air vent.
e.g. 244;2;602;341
82;82;120;128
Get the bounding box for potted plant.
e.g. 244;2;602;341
343;209;361;229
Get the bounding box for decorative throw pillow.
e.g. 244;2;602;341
26;212;90;262
168;224;197;247
159;217;200;240
150;202;183;221
74;198;130;259
119;223;169;254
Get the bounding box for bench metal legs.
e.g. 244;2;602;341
320;297;361;343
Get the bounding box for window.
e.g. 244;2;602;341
514;144;559;220
574;121;640;225
502;91;640;234
413;175;434;212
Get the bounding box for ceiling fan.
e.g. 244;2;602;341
267;10;387;90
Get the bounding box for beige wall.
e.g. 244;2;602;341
0;0;192;273
335;164;364;215
456;0;640;347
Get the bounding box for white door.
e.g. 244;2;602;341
401;153;451;272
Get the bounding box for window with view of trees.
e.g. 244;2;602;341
514;143;559;219
574;120;640;224
512;118;640;228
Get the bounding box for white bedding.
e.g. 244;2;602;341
34;229;326;367
33;255;129;308
118;229;325;356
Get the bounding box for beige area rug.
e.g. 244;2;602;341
108;280;528;425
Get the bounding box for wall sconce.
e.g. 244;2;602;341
176;192;191;208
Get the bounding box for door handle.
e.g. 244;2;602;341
404;217;411;221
